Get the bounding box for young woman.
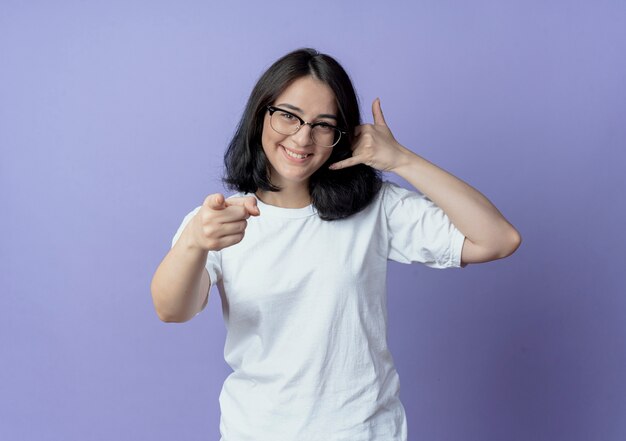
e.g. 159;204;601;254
151;48;521;441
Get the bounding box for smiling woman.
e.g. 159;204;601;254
258;76;339;206
150;48;521;441
222;48;382;220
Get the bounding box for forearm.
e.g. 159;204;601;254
151;227;210;323
392;148;520;255
329;98;519;260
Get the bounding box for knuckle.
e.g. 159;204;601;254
202;224;216;238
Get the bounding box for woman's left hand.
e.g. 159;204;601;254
329;98;413;172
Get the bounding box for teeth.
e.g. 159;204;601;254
284;148;308;159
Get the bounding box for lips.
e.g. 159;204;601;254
280;145;311;162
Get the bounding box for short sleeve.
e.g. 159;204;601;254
382;182;466;268
171;206;223;286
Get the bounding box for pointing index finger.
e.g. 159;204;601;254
204;193;226;210
225;196;260;216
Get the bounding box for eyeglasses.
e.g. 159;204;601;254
266;105;346;148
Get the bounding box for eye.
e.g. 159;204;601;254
279;112;296;120
314;122;334;133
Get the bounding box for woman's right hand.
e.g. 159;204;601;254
188;193;260;251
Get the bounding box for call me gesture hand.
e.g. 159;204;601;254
329;98;413;173
330;97;521;265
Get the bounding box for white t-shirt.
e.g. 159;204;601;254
171;181;465;441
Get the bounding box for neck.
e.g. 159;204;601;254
256;182;311;208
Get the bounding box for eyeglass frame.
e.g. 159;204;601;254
266;105;347;148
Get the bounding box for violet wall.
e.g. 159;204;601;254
2;1;625;440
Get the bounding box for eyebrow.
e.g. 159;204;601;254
275;103;338;120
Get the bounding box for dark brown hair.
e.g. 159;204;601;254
223;48;381;220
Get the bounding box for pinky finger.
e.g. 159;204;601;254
329;157;361;170
218;232;245;249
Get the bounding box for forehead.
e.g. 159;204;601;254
274;76;337;116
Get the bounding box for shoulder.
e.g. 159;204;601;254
380;180;421;197
338;181;410;223
379;180;425;209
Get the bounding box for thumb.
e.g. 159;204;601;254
204;193;226;210
372;97;387;126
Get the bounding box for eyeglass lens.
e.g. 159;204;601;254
270;109;339;147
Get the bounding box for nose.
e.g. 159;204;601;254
290;123;314;147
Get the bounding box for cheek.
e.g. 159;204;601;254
314;148;334;168
260;124;274;156
260;131;269;155
261;118;281;150
321;149;333;163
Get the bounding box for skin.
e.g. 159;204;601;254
330;97;522;265
257;76;338;208
150;194;259;322
151;75;521;322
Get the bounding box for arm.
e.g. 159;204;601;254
151;226;211;323
150;194;260;322
392;153;521;265
329;98;521;265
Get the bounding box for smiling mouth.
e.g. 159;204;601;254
282;145;311;159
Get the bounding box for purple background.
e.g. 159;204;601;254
2;1;625;440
